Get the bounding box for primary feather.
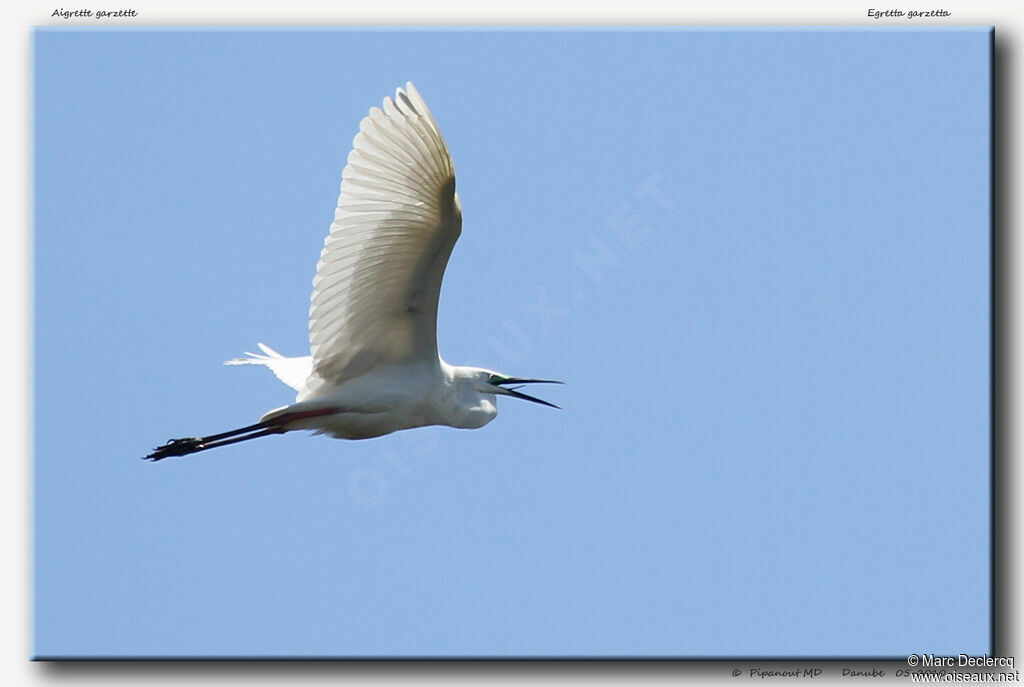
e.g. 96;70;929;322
306;82;462;397
148;82;561;461
227;82;462;402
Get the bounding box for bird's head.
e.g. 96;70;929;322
470;369;563;409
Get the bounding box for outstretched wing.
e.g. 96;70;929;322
306;82;461;397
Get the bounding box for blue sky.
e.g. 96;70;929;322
33;28;991;658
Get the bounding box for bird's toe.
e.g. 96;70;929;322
145;437;205;461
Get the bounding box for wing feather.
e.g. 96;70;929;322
305;83;461;398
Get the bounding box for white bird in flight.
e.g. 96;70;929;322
147;83;561;461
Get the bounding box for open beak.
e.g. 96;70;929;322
493;378;563;409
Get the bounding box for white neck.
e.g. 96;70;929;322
430;363;498;430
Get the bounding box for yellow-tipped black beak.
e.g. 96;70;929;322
493;378;563;409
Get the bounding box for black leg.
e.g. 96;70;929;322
145;420;275;461
145;407;342;461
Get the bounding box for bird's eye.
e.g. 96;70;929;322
488;374;504;385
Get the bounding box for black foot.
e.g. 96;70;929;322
145;437;205;461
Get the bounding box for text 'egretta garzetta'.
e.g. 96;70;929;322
147;83;561;461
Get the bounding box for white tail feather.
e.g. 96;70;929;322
225;343;312;395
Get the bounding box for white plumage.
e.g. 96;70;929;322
148;83;560;461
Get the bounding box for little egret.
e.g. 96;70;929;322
147;83;561;461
